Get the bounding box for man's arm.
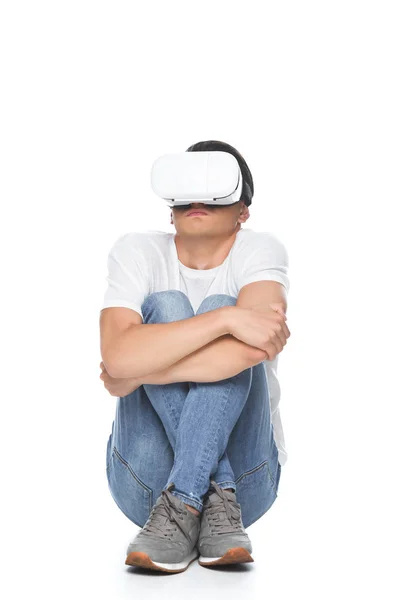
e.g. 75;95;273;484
105;305;233;379
122;280;287;385
136;333;262;384
144;280;288;385
105;281;288;384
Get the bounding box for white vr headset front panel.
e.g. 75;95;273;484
150;151;243;207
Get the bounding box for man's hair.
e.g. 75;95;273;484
185;140;254;207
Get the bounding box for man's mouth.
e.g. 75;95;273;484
186;210;209;216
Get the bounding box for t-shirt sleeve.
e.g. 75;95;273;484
100;233;148;318
236;232;290;293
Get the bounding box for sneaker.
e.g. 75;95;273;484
125;482;201;573
197;479;254;566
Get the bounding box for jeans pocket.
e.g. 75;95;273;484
106;446;152;529
235;459;279;528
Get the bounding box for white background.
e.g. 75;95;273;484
1;1;399;598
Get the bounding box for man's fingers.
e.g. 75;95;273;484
277;328;287;347
270;311;290;339
282;321;291;338
271;304;287;320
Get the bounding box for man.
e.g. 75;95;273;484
99;140;291;573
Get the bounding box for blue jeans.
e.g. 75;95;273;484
106;291;281;529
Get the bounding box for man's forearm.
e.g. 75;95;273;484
104;306;232;379
137;334;263;384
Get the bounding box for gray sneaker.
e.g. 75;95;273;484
198;479;254;566
125;482;201;573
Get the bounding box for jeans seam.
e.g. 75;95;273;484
106;453;112;473
193;378;235;493
235;459;269;485
266;460;278;492
214;480;236;487
160;385;181;431
106;469;145;529
112;446;153;513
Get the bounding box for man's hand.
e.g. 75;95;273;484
99;361;142;397
227;302;290;359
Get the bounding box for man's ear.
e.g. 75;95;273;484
239;201;250;223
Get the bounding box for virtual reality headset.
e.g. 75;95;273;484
150;151;243;208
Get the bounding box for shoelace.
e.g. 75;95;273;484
142;484;193;544
204;480;243;535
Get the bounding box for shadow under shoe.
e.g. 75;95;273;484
125;482;201;573
198;479;254;567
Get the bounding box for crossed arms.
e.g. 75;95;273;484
100;281;289;391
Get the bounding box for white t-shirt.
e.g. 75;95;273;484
101;227;290;466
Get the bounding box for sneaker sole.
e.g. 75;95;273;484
198;547;254;566
125;548;199;573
